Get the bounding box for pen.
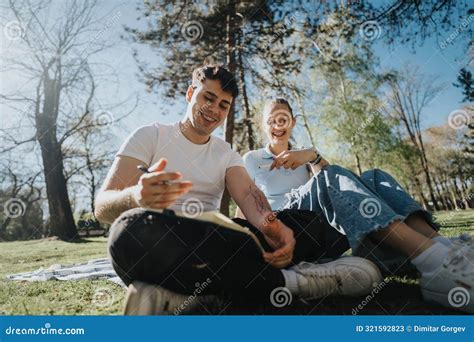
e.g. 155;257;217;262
137;165;171;185
137;165;150;173
258;163;273;169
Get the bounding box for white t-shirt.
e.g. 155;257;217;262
116;121;244;212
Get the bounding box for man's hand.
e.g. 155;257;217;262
270;149;316;171
133;158;193;209
261;216;296;268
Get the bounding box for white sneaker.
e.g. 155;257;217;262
291;257;383;299
451;233;473;246
420;244;474;314
124;281;207;315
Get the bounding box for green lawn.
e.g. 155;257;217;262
0;209;473;315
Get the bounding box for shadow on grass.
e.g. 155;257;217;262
185;279;466;315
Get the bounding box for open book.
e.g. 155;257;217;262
144;208;265;253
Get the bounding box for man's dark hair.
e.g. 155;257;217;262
192;64;239;99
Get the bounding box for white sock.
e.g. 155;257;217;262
411;242;450;275
433;235;452;247
281;269;299;294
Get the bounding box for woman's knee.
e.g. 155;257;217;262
360;168;377;181
317;164;351;177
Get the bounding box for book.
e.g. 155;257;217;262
144;208;265;253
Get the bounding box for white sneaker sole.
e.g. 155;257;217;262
124;281;190;315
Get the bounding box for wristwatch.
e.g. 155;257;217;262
309;149;322;165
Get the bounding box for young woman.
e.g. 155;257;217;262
237;97;474;313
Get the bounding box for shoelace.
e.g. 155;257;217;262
300;266;345;298
445;245;474;277
451;234;474;258
451;233;473;244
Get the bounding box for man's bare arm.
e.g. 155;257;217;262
225;166;273;230
94;156;145;224
95;156;192;224
226;166;296;267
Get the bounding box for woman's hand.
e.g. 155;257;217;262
270;149;316;171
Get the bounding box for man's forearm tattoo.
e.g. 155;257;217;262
249;185;272;215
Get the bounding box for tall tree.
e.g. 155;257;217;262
386;68;445;210
128;0;302;214
0;0;125;239
128;0;467;213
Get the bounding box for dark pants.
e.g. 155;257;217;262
108;208;349;300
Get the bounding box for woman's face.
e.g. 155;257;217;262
263;103;295;145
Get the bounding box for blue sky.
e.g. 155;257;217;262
1;0;472;148
106;1;473;143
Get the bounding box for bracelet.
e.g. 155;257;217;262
309;149;322;165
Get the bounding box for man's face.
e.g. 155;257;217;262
186;79;233;136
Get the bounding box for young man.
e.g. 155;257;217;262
95;64;381;314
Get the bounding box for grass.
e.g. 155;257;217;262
0;209;473;315
0;237;125;315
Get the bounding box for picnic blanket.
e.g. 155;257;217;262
6;258;125;288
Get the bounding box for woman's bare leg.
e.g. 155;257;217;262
404;213;441;239
370;220;435;259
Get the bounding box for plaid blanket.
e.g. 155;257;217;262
6;258;125;287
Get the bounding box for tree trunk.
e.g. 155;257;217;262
448;178;460;210
420;156;440;210
220;0;237;216
36;72;78;240
0;217;11;241
293;90;316;149
438;174;453;210
432;176;448;210
414;175;429;210
237;47;254;151
458;174;471;209
354;151;362;176
85;142;98;217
